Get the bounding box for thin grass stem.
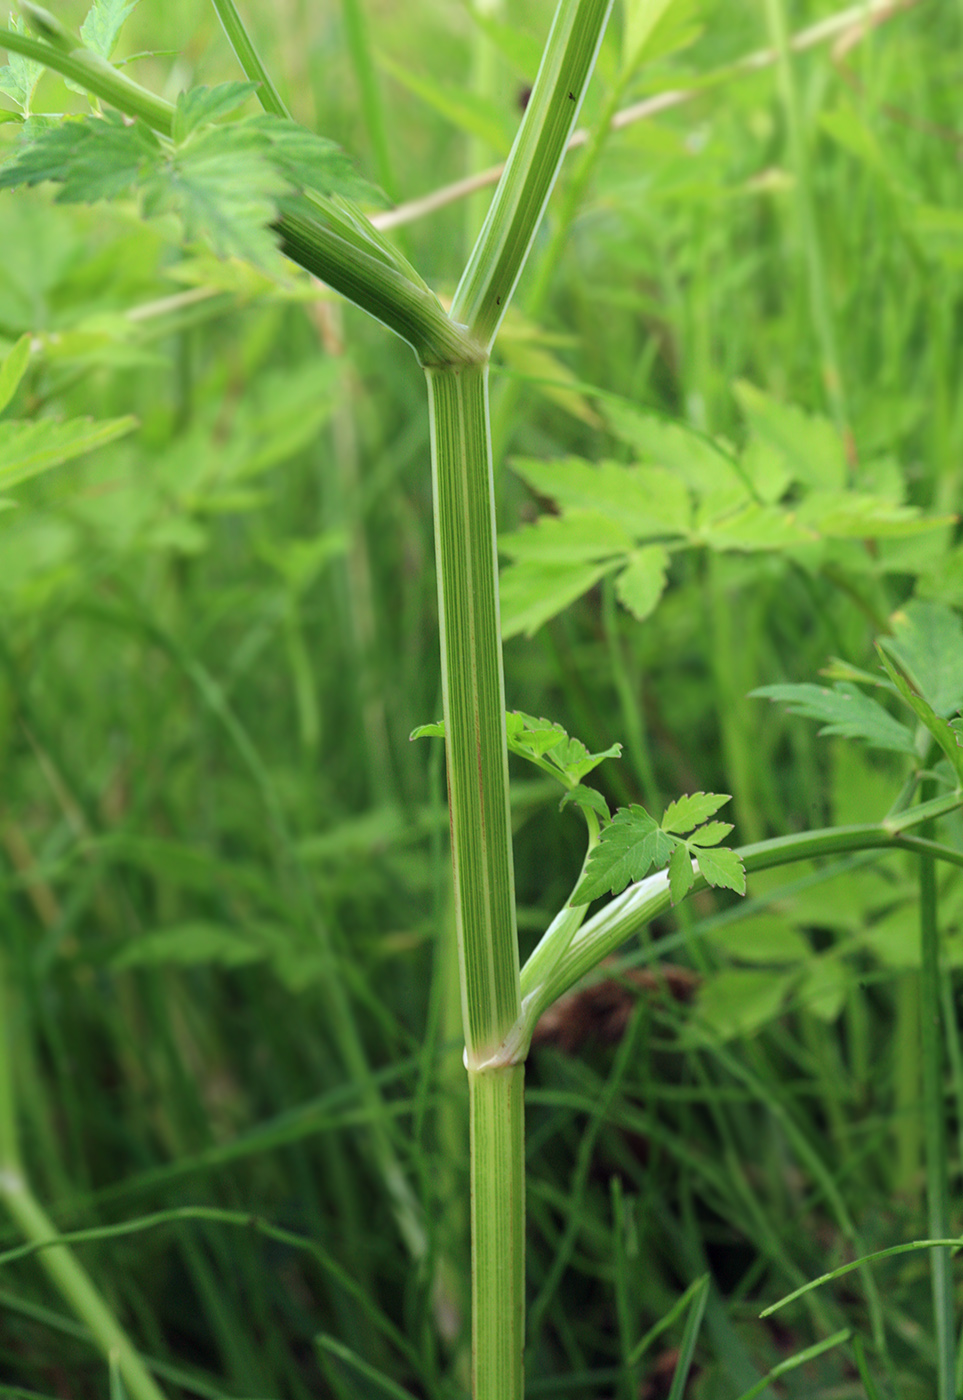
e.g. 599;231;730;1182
340;0;397;199
919;798;955;1396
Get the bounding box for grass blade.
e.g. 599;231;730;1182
665;1274;709;1400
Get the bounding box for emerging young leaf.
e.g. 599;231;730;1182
559;784;611;822
505;711;567;757
507;711;621;786
412;712;619;819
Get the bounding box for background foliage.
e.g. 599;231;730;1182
2;1;962;1396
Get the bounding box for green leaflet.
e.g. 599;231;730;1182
734;378;847;490
0;414;137;491
0;335;31;416
79;0;139;61
614;545;669;621
751;682;917;755
882;601;963;718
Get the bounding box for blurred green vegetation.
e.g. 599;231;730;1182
1;1;963;1397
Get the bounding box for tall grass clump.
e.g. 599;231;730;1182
1;1;963;1397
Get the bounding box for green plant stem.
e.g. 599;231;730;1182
0;24;174;128
893;972;921;1194
425;361;520;1065
469;1065;525;1400
208;0;291;118
918;795;954;1398
451;0;613;349
0;952;20;1174
525;816;963;1037
422;17;616;1396
601;579;659;810
490;8;684;461
707;557;765;843
466;0;505;245
276;200;478;365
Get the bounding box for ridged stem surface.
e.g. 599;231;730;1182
470;1066;526;1400
425;362;520;1065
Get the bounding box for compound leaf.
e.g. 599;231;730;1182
734;380;847;491
499;558;612;638
603;402;741;496
142;123;286;267
509;455;690;539
499;509;633;564
249;114;387;206
0;101;385;273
